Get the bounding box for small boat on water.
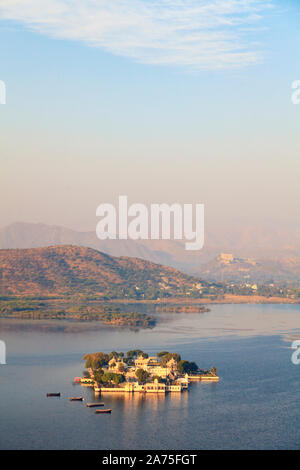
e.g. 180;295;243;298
46;393;61;397
94;409;112;414
69;397;84;401
86;402;105;407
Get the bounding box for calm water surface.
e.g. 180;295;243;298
0;304;299;450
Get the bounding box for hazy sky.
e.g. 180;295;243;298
0;0;299;232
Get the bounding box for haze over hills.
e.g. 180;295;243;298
1;222;300;283
196;253;300;285
0;245;204;297
0;222;180;266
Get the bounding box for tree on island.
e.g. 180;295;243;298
160;352;181;366
93;369;105;383
157;351;169;358
125;350;148;365
135;368;150;384
127;350;147;359
110;373;125;385
83;352;109;369
109;351;119;360
210;367;218;376
94;371;125;385
177;360;198;374
83;354;93;368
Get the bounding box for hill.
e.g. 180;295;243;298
0;222;182;267
0;245;205;298
2;223;300;285
196;253;300;285
196;254;300;286
2;222;300;271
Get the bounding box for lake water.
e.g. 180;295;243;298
0;304;299;450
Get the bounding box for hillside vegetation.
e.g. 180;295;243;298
0;245;205;298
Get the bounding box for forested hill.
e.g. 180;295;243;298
0;245;206;298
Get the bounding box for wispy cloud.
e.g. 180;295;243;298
0;0;273;70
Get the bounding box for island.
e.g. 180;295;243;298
76;350;219;394
0;299;155;328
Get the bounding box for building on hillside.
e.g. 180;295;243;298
219;253;234;263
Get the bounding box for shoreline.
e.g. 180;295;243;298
0;294;299;308
107;295;299;305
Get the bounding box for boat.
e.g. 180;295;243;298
46;393;61;397
94;409;112;414
86;402;105;407
69;397;84;401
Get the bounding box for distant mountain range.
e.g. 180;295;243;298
0;221;182;266
1;222;300;284
0;245;204;296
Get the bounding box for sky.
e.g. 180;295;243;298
0;0;300;233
